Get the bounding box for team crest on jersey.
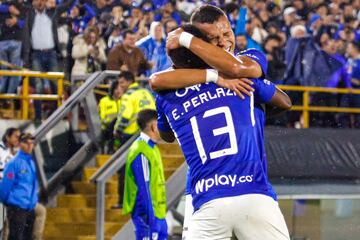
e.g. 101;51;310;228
175;84;204;97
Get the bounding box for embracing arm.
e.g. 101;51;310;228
166;28;262;78
266;87;292;117
189;37;262;78
149;69;206;91
150;69;254;98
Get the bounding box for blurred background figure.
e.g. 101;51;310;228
71;25;107;76
136;21;172;77
99;78;123;154
0;0;26;95
107;29;151;77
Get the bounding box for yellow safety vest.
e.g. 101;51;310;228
99;95;121;130
115;82;156;135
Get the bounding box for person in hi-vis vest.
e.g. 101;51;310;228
123;109;167;240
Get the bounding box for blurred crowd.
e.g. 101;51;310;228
0;0;360;127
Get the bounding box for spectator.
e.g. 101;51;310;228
336;17;360;43
224;2;240;31
176;0;196;17
235;33;247;52
154;2;182;25
123;109;167;240
142;5;155;31
126;4;148;39
0;129;46;240
164;18;178;34
114;71;156;144
263;34;286;84
23;0;75;121
282;7;298;38
0;127;20;240
242;18;264;51
0;128;20;180
311;38;351;127
32;203;46;240
290;24;307;38
90;0;112;19
104;6;128;49
0;133;37;240
69;0;96;34
99;79;123;154
112;71;155;209
0;1;26;94
136;22;172;77
71;26;107;76
308;14;322;36
346;41;360;128
293;0;310;20
107;29;151;76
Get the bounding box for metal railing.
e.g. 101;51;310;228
91;134;139;240
278;85;360;128
32;70;120;198
112;162;188;240
91;135;188;240
0;70;65;119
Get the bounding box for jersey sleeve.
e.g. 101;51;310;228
238;48;268;76
253;79;276;104
156;96;172;132
131;154;155;225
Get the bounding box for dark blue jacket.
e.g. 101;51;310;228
0;150;38;210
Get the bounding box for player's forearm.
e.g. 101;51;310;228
189;37;262;78
149;69;206;91
268;87;292;111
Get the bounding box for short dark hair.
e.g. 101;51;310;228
2;128;19;144
168;24;210;69
190;4;227;24
118;71;135;82
122;29;135;39
137;109;158;131
264;34;282;45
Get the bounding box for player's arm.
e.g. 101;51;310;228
266;87;292;117
156;97;176;143
150;69;254;99
254;79;292;116
167;28;262;78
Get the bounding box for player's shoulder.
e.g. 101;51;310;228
237;48;266;62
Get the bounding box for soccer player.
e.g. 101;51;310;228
151;6;291;240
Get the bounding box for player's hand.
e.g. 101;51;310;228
166;27;184;52
217;77;254;99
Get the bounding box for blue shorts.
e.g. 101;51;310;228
132;216;167;240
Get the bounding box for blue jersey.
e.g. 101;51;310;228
253;103;277;201
184;103;277;199
157;78;276;211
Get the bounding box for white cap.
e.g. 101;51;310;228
284;7;296;16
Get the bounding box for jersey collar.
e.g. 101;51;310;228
140;132;156;146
